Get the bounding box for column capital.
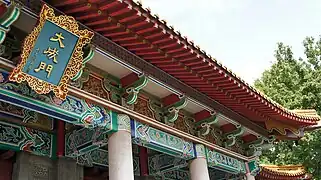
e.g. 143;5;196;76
194;144;206;158
117;114;131;132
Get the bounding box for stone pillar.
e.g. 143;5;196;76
57;157;83;180
108;114;134;180
189;144;210;180
12;152;57;180
12;152;83;180
245;173;255;180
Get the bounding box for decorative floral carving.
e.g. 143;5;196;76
82;75;110;100
202;129;216;144
183;116;195;135
0;101;24;117
148;99;164;122
134;97;155;119
226;138;245;155
69;67;90;89
173;115;189;134
121;97;134;110
212;128;224;147
23;110;53;131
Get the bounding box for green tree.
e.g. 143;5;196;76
254;36;321;178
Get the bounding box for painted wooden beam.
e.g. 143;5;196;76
0;70;117;130
0;120;54;157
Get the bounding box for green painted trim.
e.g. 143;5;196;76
133;121;195;159
206;149;245;174
111;111;118;132
0;88;80;120
196;115;218;136
165;98;188;123
0;4;20;45
2;6;20;28
0;30;5;44
248;160;260;176
0;143;20;151
0;121;53;157
72;46;95;81
125;75;148;105
225;126;244;147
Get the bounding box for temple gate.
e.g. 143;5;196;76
0;0;317;180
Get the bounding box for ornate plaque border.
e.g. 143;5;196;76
9;4;94;99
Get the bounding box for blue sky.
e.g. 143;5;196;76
141;0;321;84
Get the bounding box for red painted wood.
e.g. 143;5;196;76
220;124;236;134
57;120;65;157
194;110;211;122
139;146;148;176
120;73;139;87
242;134;258;143
162;94;179;107
0;4;7;18
0;159;13;180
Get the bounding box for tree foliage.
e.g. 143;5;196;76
254;36;321;178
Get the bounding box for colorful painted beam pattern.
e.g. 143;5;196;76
0;121;53;157
0;101;54;131
0;70;115;129
132;121;194;160
76;148;140;176
65;113;117;157
148;154;188;175
207;149;246;174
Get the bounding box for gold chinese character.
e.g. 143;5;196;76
43;47;59;63
34;62;53;78
46;65;53;78
34;62;46;72
50;33;65;48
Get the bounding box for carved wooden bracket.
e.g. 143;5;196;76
121;73;148;105
162;94;187;124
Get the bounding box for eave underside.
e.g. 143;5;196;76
45;0;319;128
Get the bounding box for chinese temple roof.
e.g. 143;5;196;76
49;0;320;131
257;165;312;180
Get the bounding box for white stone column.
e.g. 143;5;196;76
245;173;255;180
108;114;134;180
189;144;210;180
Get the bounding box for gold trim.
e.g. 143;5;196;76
9;4;94;100
260;164;307;176
265;119;301;136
